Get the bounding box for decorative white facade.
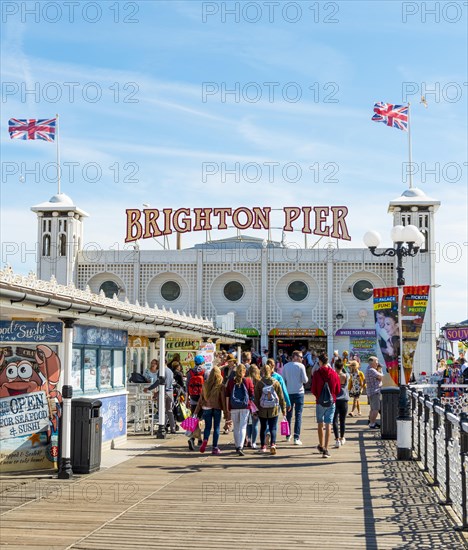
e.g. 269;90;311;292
32;187;440;375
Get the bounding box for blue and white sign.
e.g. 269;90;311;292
100;394;127;442
0;321;63;343
73;325;128;347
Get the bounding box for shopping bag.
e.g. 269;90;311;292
248;400;258;414
181;416;199;432
280;418;290;436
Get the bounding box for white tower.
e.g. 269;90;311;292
31;193;88;285
388;187;441;375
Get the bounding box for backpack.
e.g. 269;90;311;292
230;382;249;409
260;382;279;408
318;381;333;408
188;370;204;397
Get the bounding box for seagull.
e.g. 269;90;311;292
420;95;428;108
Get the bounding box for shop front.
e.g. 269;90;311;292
234;328;260;353
166;338;199;375
269;328;326;360
72;325;128;449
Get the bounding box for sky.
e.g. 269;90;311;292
1;0;467;330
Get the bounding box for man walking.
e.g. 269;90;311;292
282;350;308;445
311;353;341;458
365;356;383;429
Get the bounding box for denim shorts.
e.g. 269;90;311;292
316;403;336;424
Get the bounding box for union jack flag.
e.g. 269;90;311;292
8;118;56;141
372;103;408;131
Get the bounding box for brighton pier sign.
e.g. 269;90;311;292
125;206;351;242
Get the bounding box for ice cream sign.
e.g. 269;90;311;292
0;391;49;440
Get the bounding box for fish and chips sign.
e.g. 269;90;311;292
0;391;49;440
126;206;351;242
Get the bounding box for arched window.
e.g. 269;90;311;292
99;281;120;298
59;234;67;256
42;234;51;257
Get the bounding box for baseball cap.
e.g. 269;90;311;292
194;355;205;366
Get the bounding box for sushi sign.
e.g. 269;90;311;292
0;391;49;440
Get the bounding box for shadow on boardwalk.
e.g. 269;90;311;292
359;430;464;549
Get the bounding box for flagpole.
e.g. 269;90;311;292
56;113;61;194
407;102;413;190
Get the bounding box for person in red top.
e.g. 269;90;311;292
226;364;255;456
311;353;341;458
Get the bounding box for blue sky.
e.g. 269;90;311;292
1;0;467;329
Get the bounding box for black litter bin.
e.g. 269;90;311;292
380;387;400;440
71;398;103;474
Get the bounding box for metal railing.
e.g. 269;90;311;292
409;387;468;530
411;383;468;415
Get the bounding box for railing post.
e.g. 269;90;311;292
423;394;430;472
458;412;468;531
417;391;423;462
432;398;440;487
444;404;453;505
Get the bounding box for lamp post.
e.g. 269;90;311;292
363;224;425;460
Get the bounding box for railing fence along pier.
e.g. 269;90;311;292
409;385;468;531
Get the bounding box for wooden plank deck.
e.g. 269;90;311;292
0;405;465;550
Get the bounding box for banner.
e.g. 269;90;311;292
336;329;376;337
166;338;199;350
0;321;62;343
401;285;430;384
373;287;399;385
446;327;468;341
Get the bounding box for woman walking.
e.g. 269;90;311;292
226;364;254;456
245;365;261;448
194;366;229;455
254;363;286;455
333;359;350;448
348;360;365;416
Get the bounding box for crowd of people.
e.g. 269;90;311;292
142;348;383;459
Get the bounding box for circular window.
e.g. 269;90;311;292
287;281;309;302
99;281;120;299
353;280;374;301
223;281;244;302
161;281;181;301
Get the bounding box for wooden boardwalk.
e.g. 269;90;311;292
0;406;465;550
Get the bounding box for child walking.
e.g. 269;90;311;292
348;360;366;417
